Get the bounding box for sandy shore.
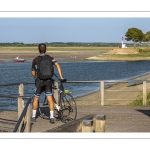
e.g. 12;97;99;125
75;72;150;106
0;50;108;62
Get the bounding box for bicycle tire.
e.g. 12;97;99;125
38;97;50;120
59;93;77;123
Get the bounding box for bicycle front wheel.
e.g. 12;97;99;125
60;93;77;123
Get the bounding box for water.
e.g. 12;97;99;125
1;60;150;111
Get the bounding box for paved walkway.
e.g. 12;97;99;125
0;105;150;132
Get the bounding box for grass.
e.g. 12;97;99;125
128;91;150;106
86;48;150;61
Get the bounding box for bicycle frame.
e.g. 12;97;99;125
38;79;77;123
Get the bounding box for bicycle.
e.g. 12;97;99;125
38;79;77;123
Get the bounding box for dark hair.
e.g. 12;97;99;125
38;43;46;53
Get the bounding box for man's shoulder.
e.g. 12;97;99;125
32;56;39;62
35;54;56;62
45;54;55;60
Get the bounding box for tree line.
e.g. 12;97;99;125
0;42;133;47
125;28;150;48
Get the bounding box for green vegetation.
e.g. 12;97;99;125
125;27;150;48
110;48;150;58
86;48;150;61
0;42;134;48
128;91;150;106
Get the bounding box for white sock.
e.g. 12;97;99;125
32;110;37;118
50;111;54;119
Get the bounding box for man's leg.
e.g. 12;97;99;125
45;80;55;123
47;95;54;119
32;96;39;118
31;82;41;121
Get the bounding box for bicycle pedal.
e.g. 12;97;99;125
55;117;61;121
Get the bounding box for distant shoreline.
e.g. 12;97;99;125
1;49;150;62
0;50;108;63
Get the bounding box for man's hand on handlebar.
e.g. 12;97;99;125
59;78;67;82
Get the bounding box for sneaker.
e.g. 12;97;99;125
30;117;36;122
50;118;55;124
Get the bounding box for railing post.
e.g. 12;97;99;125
143;81;147;106
54;82;59;104
82;120;93;132
100;81;104;106
24;105;31;132
95;114;106;132
18;83;24;132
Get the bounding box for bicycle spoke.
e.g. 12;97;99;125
60;93;77;123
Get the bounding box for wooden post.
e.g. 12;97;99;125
95;114;106;132
18;83;24;132
54;82;59;104
100;81;104;106
143;81;147;106
82;120;93;132
24;105;31;132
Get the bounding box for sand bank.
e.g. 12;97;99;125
0;50;108;62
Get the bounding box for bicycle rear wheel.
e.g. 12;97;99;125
38;97;50;120
60;93;77;123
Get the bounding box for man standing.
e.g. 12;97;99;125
31;43;65;124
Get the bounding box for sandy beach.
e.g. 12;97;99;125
1;50;150;106
75;72;150;106
0;50;108;62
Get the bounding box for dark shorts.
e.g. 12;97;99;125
34;78;53;98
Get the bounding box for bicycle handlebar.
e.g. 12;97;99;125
59;79;67;82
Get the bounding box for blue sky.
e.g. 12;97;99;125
0;18;150;44
1;0;150;44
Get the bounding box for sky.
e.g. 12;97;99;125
0;0;150;44
1;17;150;44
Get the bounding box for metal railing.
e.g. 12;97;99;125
0;94;32;132
0;79;150;132
0;82;33;132
66;79;150;106
13;96;32;132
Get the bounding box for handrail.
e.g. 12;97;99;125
0;95;31;132
13;96;33;132
0;82;34;86
66;80;150;83
0;80;150;86
0;94;31;99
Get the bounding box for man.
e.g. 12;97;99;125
31;43;65;124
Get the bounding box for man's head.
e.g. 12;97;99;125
38;43;46;54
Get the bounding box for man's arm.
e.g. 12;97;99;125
31;58;37;79
31;70;37;79
54;62;64;79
